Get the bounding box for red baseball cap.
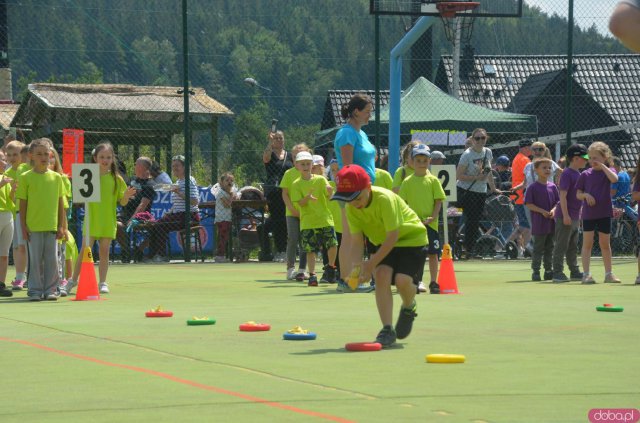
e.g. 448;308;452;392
331;165;371;202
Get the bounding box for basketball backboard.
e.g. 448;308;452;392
370;0;522;18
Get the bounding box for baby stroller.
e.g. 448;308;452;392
455;193;519;259
232;186;265;262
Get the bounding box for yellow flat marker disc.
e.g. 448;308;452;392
425;354;466;363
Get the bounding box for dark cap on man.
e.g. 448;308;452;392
566;143;588;160
331;165;371;202
519;139;533;148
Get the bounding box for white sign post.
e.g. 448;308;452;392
430;165;457;246
72;164;101;250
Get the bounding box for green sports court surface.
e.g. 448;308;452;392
1;258;638;422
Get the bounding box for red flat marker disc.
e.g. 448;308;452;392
345;342;382;352
145;311;173;317
239;323;271;332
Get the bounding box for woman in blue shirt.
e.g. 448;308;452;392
333;93;377;285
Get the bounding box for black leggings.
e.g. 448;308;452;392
462;190;486;253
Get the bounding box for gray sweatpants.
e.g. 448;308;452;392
552;219;580;274
286;216;307;270
531;233;554;273
27;232;59;298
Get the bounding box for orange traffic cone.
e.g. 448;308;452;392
437;244;459;294
74;247;100;301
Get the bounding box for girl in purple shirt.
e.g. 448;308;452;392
576;142;620;284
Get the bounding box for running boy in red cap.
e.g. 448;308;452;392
332;164;428;348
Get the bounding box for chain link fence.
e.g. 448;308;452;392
2;0;636;263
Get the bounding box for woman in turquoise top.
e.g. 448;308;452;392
333;93;377;282
334;93;377;183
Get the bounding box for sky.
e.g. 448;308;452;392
526;0;616;36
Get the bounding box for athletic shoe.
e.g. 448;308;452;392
357;283;375;293
58;279;69;297
581;274;596;285
543;270;553;281
429;281;440;294
286;267;297;280
214;256;228;263
66;279;77;295
417;281;427;293
45;293;58;301
569;270;584;281
152;255;167;263
635;275;640;285
295;271;305;282
0;282;12;297
336;279;353;293
319;266;329;283
375;326;397;348
395;301;417;340
324;266;337;284
99;282;110;294
307;274;318;287
604;273;621;283
552;273;569;283
28;295;41;302
276;252;286;263
11;278;25;291
531;271;541;281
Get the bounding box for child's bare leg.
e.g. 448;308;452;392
307;252;315;274
0;256;8;283
374;265;394;326
395;274;417;309
581;231;594;274
98;239;111;282
428;254;438;282
65;259;73;279
14;245;26;277
599;232;613;273
327;245;337;267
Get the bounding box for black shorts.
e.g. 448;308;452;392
426;226;441;255
582;217;611;235
378;245;428;286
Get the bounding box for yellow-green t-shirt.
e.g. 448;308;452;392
88;173;127;239
0;175;13;212
346;186;427;247
398;172;446;231
373;168;393;190
328;181;342;233
392;166;414;189
61;174;72;209
16;169;64;232
290;175;334;230
5;163;30;215
279;167;302;217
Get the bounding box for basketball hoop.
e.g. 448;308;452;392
437;1;479;44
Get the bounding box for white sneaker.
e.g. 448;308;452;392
215;256;228;263
58;279;68;297
417;281;427;293
287;267;297;280
66;279;77;295
99;282;110;294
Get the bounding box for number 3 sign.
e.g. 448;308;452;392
430;165;457;203
72;164;101;203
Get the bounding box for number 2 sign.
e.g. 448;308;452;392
72;164;101;203
430;165;457;203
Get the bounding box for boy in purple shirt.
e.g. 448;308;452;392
576;141;620;284
525;158;559;281
552;144;587;282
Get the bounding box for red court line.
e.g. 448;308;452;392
1;337;355;423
